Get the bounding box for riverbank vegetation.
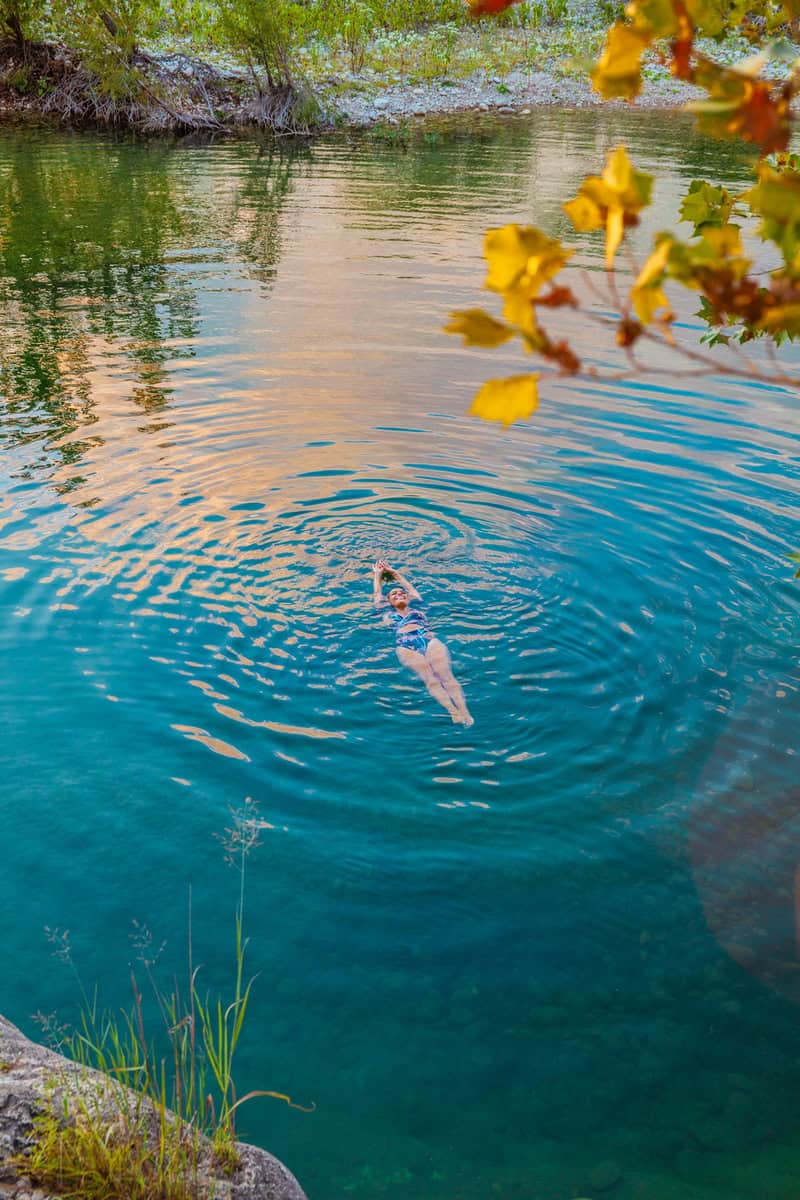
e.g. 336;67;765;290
2;0;795;132
0;0;714;132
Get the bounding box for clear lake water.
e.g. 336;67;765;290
1;109;800;1200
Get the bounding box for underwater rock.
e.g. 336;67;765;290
587;1160;623;1191
683;1109;735;1152
0;1015;307;1200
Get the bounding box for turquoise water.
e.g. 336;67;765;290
1;111;800;1200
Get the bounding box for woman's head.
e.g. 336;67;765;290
387;585;408;608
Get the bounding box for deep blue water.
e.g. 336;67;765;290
1;111;800;1200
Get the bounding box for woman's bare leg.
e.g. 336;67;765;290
426;638;473;727
397;646;462;722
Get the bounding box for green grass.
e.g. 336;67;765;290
303;22;606;88
23;1086;204;1200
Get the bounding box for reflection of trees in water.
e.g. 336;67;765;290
346;117;544;218
0;144;194;426
228;142;297;287
0;137;300;475
348;109;753;245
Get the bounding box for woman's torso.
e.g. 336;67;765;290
389;605;434;649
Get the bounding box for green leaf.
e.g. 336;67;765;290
679;180;734;233
745;165;800;263
685;0;728;37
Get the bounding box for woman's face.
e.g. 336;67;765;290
388;587;408;609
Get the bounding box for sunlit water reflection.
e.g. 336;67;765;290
1;111;800;1200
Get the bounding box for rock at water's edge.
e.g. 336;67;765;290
0;1015;308;1200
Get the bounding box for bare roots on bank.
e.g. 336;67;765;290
0;38;324;134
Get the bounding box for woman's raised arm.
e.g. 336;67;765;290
385;564;421;601
372;560;387;608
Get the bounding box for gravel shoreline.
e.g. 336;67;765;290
0;59;699;135
327;67;701;127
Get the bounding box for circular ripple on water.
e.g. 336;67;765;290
8;394;791;851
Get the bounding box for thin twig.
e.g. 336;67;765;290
606;263;628;320
570;305;799;389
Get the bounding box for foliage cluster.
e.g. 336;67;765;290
448;0;800;425
302;14;604;88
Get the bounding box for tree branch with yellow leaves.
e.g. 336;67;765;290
451;0;800;426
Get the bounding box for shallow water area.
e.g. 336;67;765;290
1;110;800;1200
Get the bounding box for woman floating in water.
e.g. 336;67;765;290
372;559;473;727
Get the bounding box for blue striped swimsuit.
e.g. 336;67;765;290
389;605;433;655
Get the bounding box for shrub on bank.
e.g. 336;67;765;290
0;0;613;131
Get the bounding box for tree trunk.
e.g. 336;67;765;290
5;6;26;51
98;7;119;37
98;9;139;60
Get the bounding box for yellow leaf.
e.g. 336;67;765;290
684;0;727;37
631;237;673;322
703;225;746;261
591;23;649;100
636;236;672;287
663;225;751;292
605;205;625;268
689;55;792;154
744;165;800;261
470;374;539;425
484;224;570;296
563;194;603;232
626;0;679;37
632;283;671;323
602;146;653;208
603;145;633;192
445;309;514;347
581;176;618;209
759;303;800;335
565;147;653;262
484;225;540;291
502;286;539;337
745;165;800;222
